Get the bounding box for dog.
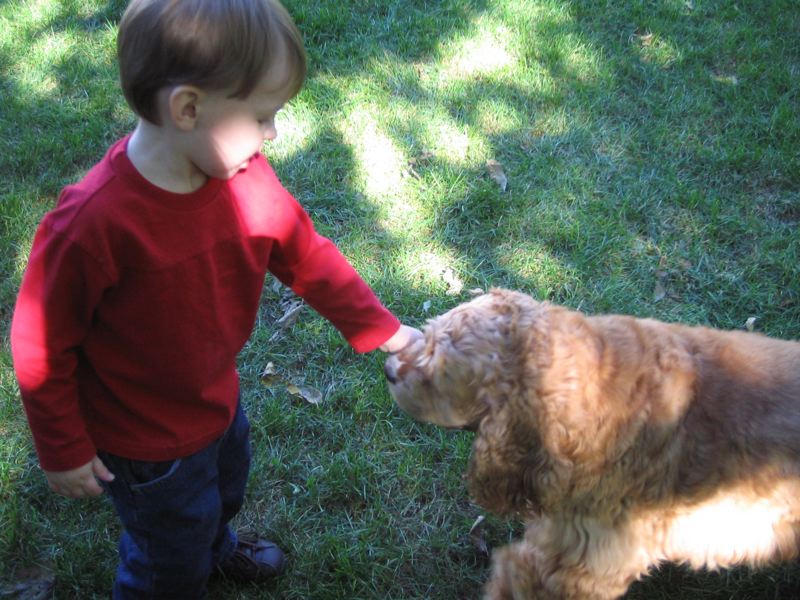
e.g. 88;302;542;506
384;288;800;599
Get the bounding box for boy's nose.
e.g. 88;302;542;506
262;122;277;141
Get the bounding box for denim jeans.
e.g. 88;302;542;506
99;402;251;599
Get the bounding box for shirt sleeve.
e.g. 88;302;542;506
266;194;400;353
10;221;110;471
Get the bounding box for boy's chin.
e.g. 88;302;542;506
214;163;249;180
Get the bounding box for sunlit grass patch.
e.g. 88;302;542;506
341;104;409;204
439;19;517;81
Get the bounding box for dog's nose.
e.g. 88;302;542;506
384;359;397;384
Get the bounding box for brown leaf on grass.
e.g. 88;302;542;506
260;362;281;386
260;363;323;404
469;515;489;556
486;159;508;192
286;384;323;405
630;30;654;46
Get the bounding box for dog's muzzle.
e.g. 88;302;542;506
384;354;402;384
384;360;398;384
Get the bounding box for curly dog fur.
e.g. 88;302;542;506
385;289;800;599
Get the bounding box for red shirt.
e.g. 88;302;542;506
11;137;400;471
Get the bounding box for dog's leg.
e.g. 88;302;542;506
483;542;546;600
484;519;650;600
484;541;640;600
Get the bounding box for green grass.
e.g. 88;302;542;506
1;0;799;597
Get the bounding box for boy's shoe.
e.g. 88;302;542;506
216;533;286;582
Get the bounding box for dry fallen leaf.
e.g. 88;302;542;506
286;384;323;405
260;363;324;404
260;362;281;386
630;30;654;46
486;159;508;192
469;515;489;556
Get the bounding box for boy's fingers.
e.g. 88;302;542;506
91;456;115;482
44;457;112;498
82;475;105;497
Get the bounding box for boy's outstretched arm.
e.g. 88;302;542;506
379;324;423;353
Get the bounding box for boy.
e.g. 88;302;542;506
10;0;420;597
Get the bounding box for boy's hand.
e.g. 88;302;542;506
379;325;423;353
43;456;115;499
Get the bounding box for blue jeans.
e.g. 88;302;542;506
99;402;251;599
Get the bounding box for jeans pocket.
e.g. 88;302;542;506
98;451;185;496
127;457;183;493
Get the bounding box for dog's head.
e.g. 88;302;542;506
386;288;698;518
386;288;602;516
384;289;528;431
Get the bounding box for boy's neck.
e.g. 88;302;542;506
127;120;208;194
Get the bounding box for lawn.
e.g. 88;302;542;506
1;0;799;598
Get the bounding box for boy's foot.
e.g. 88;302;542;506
216;533;286;582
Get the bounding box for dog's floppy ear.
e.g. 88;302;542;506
467;394;571;517
465;298;575;517
465;300;615;516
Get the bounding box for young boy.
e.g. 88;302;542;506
10;0;420;597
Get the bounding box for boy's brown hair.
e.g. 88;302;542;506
118;0;307;124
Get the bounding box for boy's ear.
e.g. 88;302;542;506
166;85;205;131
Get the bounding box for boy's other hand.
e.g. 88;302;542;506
380;325;423;353
43;456;115;499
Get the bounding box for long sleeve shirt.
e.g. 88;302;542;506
11;136;400;471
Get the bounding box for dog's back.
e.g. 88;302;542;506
616;321;800;569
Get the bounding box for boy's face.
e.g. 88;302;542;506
187;62;294;180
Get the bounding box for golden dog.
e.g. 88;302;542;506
385;289;800;599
